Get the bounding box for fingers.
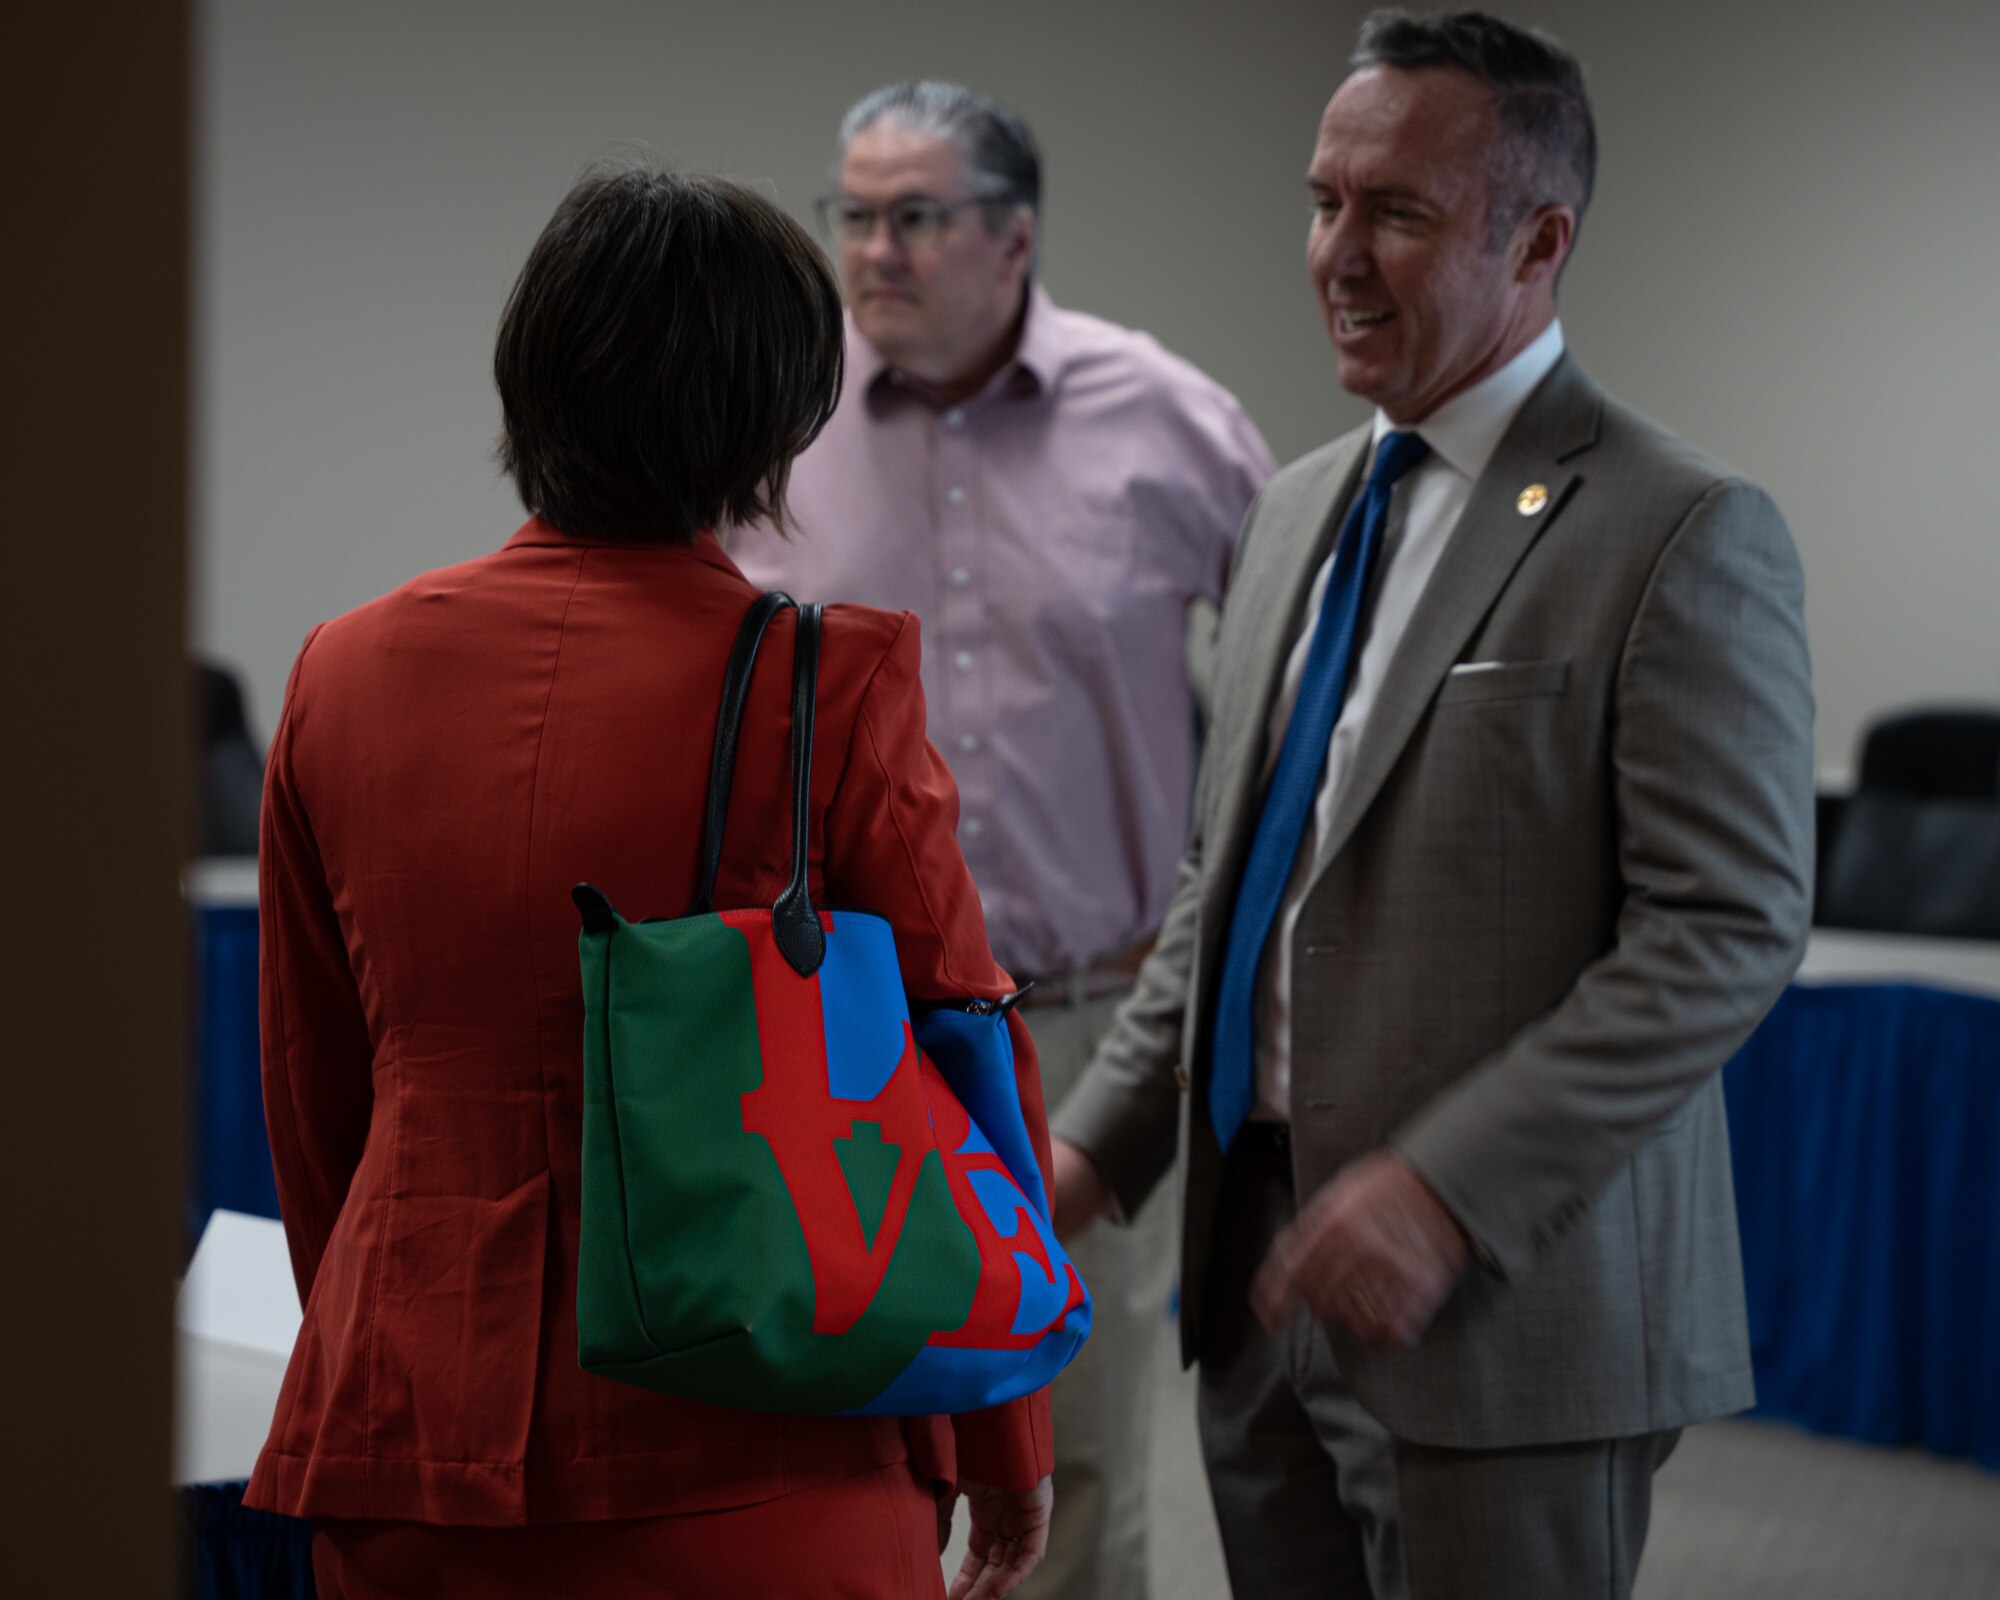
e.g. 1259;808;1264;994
951;1536;1040;1600
952;1536;1032;1600
1304;1256;1427;1347
948;1536;988;1600
1250;1222;1304;1331
1331;1278;1413;1348
1050;1138;1109;1240
1253;1189;1342;1332
946;1544;984;1600
949;1477;1051;1600
1254;1193;1413;1347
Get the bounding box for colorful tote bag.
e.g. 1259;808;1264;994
573;593;1091;1416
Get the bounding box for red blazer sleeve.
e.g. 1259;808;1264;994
259;627;375;1302
821;611;1056;1489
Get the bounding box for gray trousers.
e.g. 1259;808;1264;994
1014;990;1175;1600
1197;1126;1679;1600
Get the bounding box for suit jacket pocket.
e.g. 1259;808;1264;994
1433;658;1570;708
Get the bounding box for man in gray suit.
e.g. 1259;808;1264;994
1050;11;1814;1598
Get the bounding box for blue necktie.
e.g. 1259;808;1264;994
1207;429;1431;1152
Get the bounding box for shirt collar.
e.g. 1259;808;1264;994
861;283;1059;414
1370;318;1566;481
1009;283;1064;392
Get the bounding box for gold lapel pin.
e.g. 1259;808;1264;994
1517;483;1550;516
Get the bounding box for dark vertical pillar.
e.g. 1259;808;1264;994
1;2;190;1592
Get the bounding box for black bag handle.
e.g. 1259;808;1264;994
690;590;794;916
688;591;826;978
771;602;825;976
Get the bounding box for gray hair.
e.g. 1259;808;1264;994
1352;9;1597;251
833;80;1042;231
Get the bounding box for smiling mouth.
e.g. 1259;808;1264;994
1335;309;1394;334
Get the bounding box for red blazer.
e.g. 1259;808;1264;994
244;520;1054;1525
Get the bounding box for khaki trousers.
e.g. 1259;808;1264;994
1014;989;1176;1600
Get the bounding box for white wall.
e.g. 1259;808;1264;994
197;0;2000;774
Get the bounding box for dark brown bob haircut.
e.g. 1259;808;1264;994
495;165;844;543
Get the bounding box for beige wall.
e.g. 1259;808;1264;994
197;0;2000;773
1525;0;2000;778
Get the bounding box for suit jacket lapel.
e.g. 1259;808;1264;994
1205;430;1369;889
1186;429;1369;1021
1303;355;1605;890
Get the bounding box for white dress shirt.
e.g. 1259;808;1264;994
1252;319;1567;1122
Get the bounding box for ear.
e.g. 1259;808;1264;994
1001;205;1037;278
1513;203;1576;288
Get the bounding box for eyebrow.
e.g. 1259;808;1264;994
1305;177;1435;205
835;189;957;205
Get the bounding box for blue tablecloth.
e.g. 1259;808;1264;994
1724;982;2000;1469
190;898;280;1246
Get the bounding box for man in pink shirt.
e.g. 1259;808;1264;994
731;80;1273;1600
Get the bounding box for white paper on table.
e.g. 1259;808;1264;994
1796;929;2000;1002
174;1209;301;1484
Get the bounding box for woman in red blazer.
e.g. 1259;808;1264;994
243;167;1053;1600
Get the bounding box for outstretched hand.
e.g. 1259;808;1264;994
946;1475;1053;1600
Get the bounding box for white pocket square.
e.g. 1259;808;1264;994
1448;660;1508;675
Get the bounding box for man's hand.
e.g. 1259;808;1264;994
947;1475;1053;1600
1050;1137;1110;1240
1252;1148;1471;1349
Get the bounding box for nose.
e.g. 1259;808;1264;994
856;211;907;265
1311;207;1371;285
845;226;904;288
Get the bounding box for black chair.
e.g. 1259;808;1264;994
196;660;266;857
1817;707;2000;940
1856;709;2000;800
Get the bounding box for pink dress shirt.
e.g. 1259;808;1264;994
731;287;1274;977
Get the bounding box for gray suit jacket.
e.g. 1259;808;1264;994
1055;354;1814;1450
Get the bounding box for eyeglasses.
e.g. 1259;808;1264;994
814;193;996;251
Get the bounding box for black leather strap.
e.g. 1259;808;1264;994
685;592;827;979
771;602;826;976
690;591;794;915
